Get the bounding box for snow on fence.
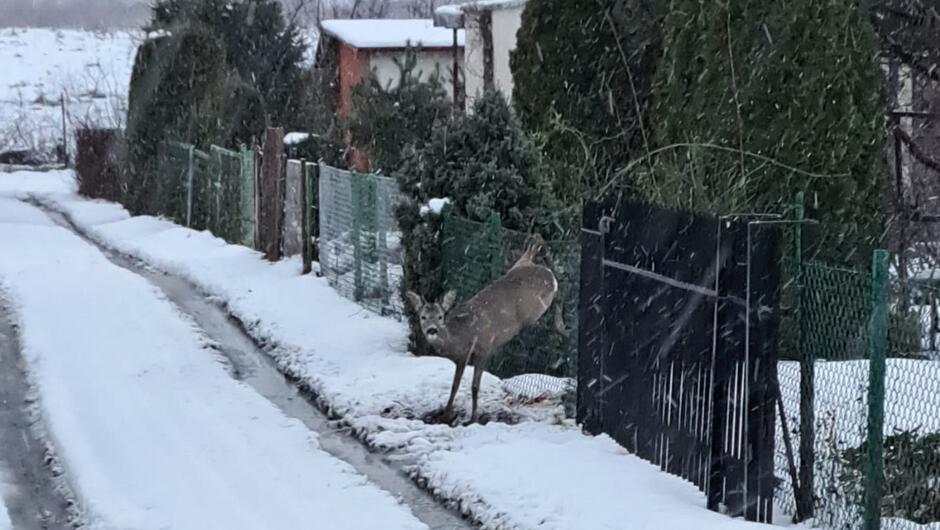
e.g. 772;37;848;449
317;163;404;317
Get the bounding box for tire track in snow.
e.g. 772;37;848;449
0;279;79;530
34;202;474;530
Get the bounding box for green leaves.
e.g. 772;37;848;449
646;0;887;264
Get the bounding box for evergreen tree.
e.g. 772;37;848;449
347;53;451;173
510;0;664;205
147;0;307;133
125;28;231;214
646;0;887;263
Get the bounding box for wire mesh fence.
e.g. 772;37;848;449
159;141;255;246
317;163;403;316
775;248;940;530
439;212;579;387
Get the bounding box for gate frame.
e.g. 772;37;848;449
578;202;783;523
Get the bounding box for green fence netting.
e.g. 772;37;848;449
159;141;255;246
775;250;940;530
439;212;580;384
317;163;403;316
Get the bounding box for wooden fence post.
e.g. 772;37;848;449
260;127;284;261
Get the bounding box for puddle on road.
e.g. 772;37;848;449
39;205;474;530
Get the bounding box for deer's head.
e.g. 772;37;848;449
406;290;456;348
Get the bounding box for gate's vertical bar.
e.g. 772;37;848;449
796;191;815;520
186;144;194;228
577;204;605;434
864;249;889;530
707;218;725;512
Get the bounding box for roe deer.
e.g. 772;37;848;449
406;239;559;424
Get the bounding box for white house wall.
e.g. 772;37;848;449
463;5;524;109
367;49;463;100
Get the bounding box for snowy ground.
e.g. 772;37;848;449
7;170;802;530
0;193;428;528
0;497;9;530
776;359;940;528
0;27;138;159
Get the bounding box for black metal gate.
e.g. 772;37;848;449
577;200;781;523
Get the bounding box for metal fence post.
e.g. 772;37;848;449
186;145;194;228
485;212;504;281
795;191;815;520
300;159;312;274
352;172;364;301
211;146;222;235
864;249;889;530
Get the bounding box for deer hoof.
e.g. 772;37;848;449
439;407;457;424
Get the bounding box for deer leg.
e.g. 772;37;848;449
443;358;466;422
469;356;488;424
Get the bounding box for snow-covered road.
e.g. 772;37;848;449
0;197;427;530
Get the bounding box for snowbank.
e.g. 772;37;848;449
0;169;75;196
33;185;787;530
0;197;427;530
0;499;9;530
376;421;767;530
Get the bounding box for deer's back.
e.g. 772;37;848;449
444;264;557;362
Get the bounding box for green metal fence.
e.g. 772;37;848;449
439;212;579;383
160;141;255;246
775;245;940;530
317;163;403;316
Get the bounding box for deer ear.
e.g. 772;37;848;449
441;290;457;313
405;291;424;311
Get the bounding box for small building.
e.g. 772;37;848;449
434;0;526;109
318;19;466;118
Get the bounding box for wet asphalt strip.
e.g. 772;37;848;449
33;202;474;530
0;299;74;530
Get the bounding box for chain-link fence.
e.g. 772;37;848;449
775;247;940;530
159;141;255;246
439;212;579;389
317;163;403;316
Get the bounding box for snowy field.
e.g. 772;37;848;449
0;191;429;528
4;170;800;530
0;27;138;159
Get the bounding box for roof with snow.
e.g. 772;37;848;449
459;0;527;12
320;19;465;49
434;1;527;28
